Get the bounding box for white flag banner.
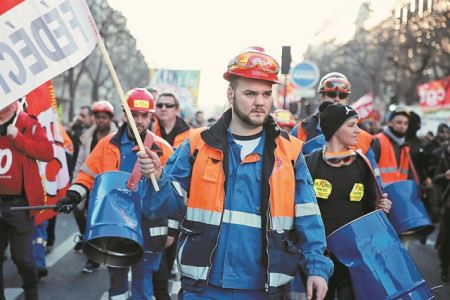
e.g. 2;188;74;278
0;0;98;110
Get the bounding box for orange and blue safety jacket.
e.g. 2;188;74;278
70;124;176;252
142;109;333;292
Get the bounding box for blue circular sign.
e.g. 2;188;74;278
291;62;320;88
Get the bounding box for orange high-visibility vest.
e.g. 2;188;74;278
375;132;410;184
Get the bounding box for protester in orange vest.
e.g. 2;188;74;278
56;89;174;299
0;100;54;300
371;108;418;184
151;92;190;149
137;47;332;300
305;102;391;299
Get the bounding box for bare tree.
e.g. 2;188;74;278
55;0;149;121
304;0;449;108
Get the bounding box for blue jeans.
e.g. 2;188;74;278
108;251;161;299
182;285;268;300
32;221;48;269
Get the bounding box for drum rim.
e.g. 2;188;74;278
327;209;385;239
96;170;133;177
85;240;142;257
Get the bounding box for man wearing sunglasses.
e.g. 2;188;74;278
305;102;391;299
137;47;332;300
151;92;190;149
291;73;381;184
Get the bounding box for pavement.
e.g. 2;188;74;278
2;213;449;299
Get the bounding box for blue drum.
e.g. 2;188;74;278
83;171;143;267
327;210;433;300
302;134;326;155
384;180;434;236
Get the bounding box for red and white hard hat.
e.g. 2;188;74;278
223;47;280;84
125;88;155;112
92;100;114;116
317;72;351;94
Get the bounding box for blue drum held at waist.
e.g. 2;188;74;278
83;171;143;267
383;180;434;236
327;210;433;300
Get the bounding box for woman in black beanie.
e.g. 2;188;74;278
305;102;392;300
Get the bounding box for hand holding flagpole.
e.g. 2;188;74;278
82;3;159;191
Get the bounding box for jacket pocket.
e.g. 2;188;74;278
202;156;221;182
176;221;217;280
268;230;302;277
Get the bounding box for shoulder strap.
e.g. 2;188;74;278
279;132;304;173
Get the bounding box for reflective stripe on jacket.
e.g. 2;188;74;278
73;125;175;251
374;132;410;184
148;110;332;291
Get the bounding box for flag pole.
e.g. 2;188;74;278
80;1;158;191
96;38;159;191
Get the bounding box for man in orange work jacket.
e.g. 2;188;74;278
56;88;174;299
137;47;333;300
371;108;418;185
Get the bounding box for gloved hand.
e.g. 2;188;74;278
54;195;76;213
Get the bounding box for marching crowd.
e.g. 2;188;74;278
0;47;449;300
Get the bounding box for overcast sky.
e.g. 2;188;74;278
108;0;396;116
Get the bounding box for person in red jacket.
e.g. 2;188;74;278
0;100;53;300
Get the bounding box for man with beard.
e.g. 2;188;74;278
56;89;174;299
137;47;332;300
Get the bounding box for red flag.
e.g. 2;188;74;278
26;81;71;224
418;76;450;112
0;0;24;14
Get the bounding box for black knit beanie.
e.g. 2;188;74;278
319;102;358;141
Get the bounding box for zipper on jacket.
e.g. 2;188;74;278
265;202;272;291
204;205;225;287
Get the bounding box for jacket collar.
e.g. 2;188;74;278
201;108;281;150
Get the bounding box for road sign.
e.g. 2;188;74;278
290;61;320;88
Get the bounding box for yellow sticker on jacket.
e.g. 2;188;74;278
313;179;332;199
349;183;364;201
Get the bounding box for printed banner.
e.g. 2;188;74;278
26;81;71;224
149;69;201;109
418;76;450;112
351;93;374;119
0;0;98;110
